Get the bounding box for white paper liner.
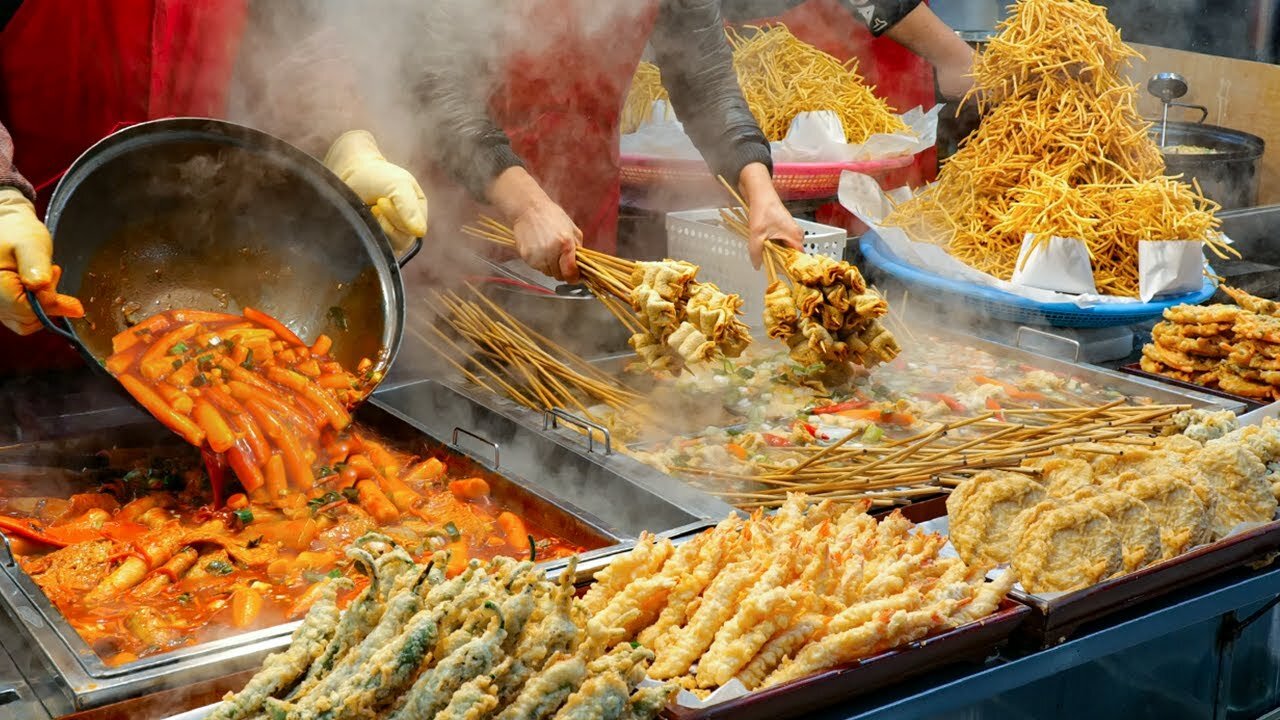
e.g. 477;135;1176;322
914;511;1277;602
837;171;1225;306
620;101;940;164
1010;235;1098;295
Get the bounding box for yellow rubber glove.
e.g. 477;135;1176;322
0;188;54;335
324;130;428;254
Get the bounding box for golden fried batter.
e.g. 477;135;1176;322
1106;472;1212;557
948;475;1047;567
1222;285;1280;316
1034;456;1096;498
1151;334;1230;359
1078;491;1162;572
1164;303;1243;325
1151;319;1234;338
1012;502;1123;594
1142;344;1220;373
1139;355;1198;384
1233;313;1280;344
1192;440;1278;537
1217;370;1276;399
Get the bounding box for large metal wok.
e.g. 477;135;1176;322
29;118;418;379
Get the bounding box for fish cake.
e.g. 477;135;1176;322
948;474;1047;567
1163;304;1243;325
1106;472;1212;558
1078;491;1162;572
945;470;1029;520
1012;502;1123;594
1217;369;1276;399
1142;344;1221;372
1031;456;1096;498
1193;440;1279;538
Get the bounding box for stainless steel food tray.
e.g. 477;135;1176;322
0;395;699;716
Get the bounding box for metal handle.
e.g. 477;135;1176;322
0;531;17;568
0;687;19;707
397;237;423;268
24;290;77;343
1016;326;1081;362
1169;101;1209;125
451;426;499;468
543;408;613;455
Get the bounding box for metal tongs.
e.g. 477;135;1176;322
1147;72;1209;147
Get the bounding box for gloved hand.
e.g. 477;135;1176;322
0;188;79;335
324;130;428;254
513;197;582;283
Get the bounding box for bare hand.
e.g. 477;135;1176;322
513;198;583;283
746;194;803;269
936;62;975;102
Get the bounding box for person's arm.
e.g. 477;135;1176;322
0;121;33;203
721;1;975;100
651;0;803;267
411;0;581;282
879;4;976;100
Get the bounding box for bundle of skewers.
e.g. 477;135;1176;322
668;401;1188;509
715;179;900;373
462;217;752;375
424;285;650;436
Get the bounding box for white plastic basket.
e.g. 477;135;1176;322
665;208;847;330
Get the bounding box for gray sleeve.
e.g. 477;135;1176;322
650;0;773;182
721;0;923;35
408;0;524;201
0;120;35;201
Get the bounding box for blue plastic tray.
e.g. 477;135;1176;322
859;232;1217;328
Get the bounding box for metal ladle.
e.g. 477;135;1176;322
1147;72;1209;147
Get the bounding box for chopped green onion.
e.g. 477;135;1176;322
240;349;255;370
176;593;192;604
191;373;208;387
326;568;342;579
528;534;536;562
171;359;183;370
197;354;215;371
341;487;360;503
246;536;263;548
205;560;234;575
169;342;188;355
736;366;756;379
328;306;349;332
444;521;461;542
232;508;254;524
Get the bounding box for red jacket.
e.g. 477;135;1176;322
0;0;247;373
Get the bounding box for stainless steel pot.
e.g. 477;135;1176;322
30;118;419;379
1154;121;1265;210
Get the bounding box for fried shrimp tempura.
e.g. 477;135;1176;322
734;613;828;689
581;534;671;615
696;585;804;688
